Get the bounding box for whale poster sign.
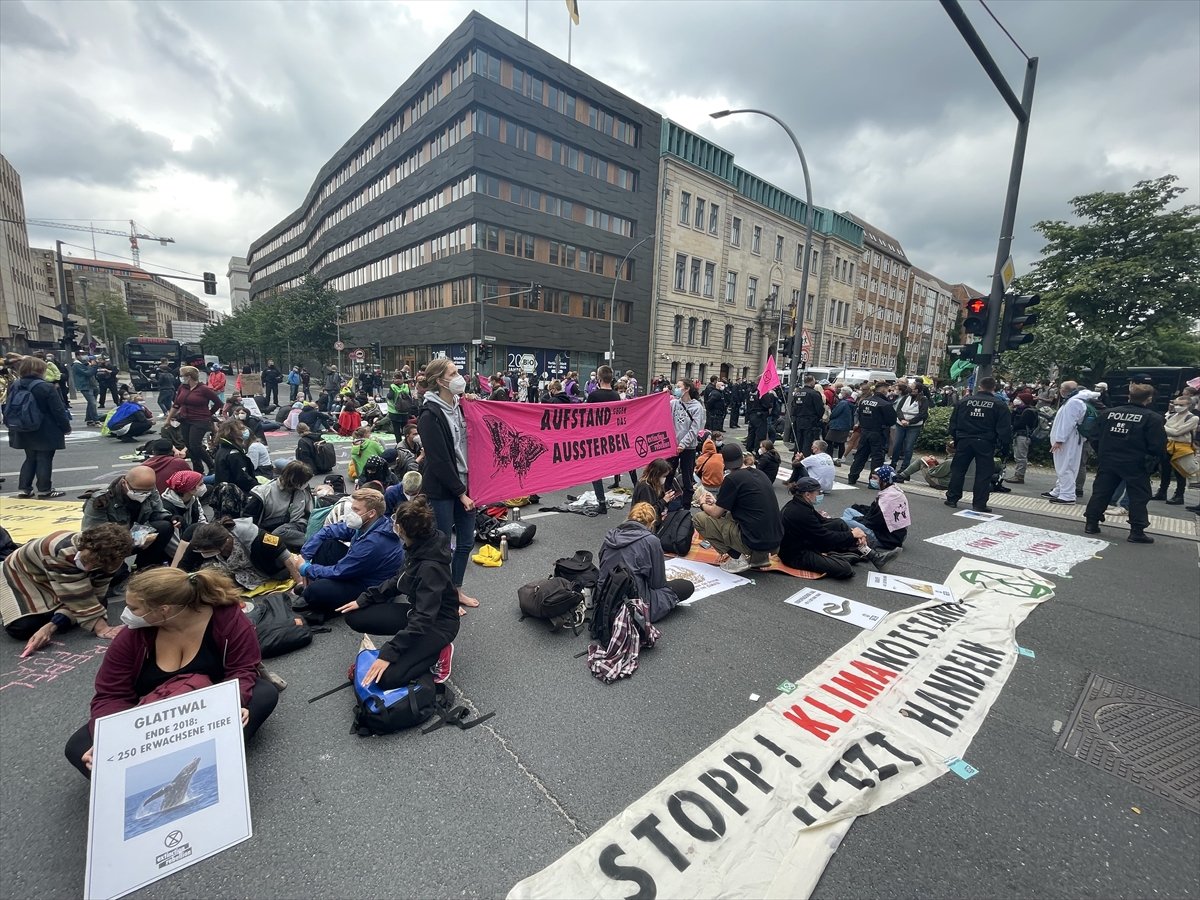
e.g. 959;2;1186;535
461;393;677;505
85;679;251;899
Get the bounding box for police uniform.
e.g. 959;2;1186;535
1084;402;1166;537
945;391;1012;509
847;391;898;484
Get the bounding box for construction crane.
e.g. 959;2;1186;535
11;219;175;266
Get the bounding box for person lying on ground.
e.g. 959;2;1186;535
778;477;899;579
336;497;457;688
175;519;302;592
64;567;278;778
0;525;132;656
598;501;694;622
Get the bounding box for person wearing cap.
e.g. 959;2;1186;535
141;438;192;492
841;465;910;551
160;469;208;557
1084;383;1166;544
944;376;1012;513
694;441;783;574
779;476;899;579
1006;390;1040;484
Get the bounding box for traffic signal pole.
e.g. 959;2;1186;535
941;0;1037;380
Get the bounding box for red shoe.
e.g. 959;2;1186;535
432;643;454;684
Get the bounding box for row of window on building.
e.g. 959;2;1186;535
671;252;818;318
677;189;826;273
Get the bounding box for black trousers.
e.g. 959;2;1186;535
388;413;410;443
1087;466;1151;531
134;520;175;569
794;422;822;453
946;438;996;507
1158;453;1185;496
19;448;56;494
64;678;279;778
848;430;887;483
180;420;214;474
671;449;698;505
265;383;279;405
592;471;638;506
728;403;741;428
779;519;857;579
345;603;453;688
303;538;375;613
98;382;120;406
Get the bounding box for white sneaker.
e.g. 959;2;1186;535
1105;506;1128;518
720;556;751;574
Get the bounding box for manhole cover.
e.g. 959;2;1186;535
1056;674;1200;813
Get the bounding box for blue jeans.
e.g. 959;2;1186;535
841;508;879;546
432;497;475;588
79;388;98;423
890;425;923;470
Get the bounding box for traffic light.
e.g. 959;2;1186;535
963;297;990;337
479;344;493;365
63;318;78;347
202;272;217;295
530;283;542;305
1000;293;1041;351
371;341;382;358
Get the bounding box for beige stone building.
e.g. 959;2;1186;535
842;213;912;372
650;122;865;386
1;154;61;354
906;268;960;376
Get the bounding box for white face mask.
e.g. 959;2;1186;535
75;555;91;572
343;511;364;530
444;374;467;396
126;489;152;503
195;483;208;497
120;607;151;629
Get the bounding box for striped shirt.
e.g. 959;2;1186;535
0;532;112;628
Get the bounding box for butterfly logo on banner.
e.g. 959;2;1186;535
483;416;548;484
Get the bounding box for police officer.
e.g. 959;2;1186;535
847;382;898;486
1084;383;1166;544
943;376;1012;512
791;375;826;452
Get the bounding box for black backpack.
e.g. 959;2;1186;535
659;508;695;556
245;592;316;658
518;576;586;632
2;382;43;432
554;550;599;591
589;564;638;647
314;440;337;474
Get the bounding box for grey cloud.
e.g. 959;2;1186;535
0;0;74;53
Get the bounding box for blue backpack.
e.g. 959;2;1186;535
309;648;494;736
2;382;43;432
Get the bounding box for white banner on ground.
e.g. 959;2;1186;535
926;520;1107;576
866;571;958;604
507;557;1054;900
85;680;252;900
953;509;1003;522
784;587;887;630
665;559;751;606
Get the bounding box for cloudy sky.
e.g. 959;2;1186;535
1;0;1197;313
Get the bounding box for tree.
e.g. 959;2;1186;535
202;274;339;369
1001;175;1199;380
79;290;138;369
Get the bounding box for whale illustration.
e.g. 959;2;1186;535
136;757;201;818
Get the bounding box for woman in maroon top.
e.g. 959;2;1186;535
64;566;277;778
166;365;221;474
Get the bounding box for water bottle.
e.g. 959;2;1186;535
499;535;509;561
510;505;522;522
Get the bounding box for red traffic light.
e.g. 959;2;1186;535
966;297;988;316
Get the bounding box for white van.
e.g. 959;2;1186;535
781;366;839;387
839;368;898;387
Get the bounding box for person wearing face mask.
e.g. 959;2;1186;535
336;497;458;689
177;520;302;590
778;477;899;579
293;488;406;619
213;419;258;494
165;365;221;474
417;357;479;611
64;566;278;778
161;469;209;554
246;461;313;551
670;382;703;507
0;524;132;656
82;466;175;569
840;465;910;551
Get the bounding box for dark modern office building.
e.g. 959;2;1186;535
246;12;661;380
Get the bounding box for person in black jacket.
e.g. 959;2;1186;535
1006;392;1040;484
790;376;826;453
213;419;258;495
703;376;728;432
337;498;459;688
261;360;282;407
416;356;478;610
8;356;72;498
847;383;898;486
630;459;680;520
1084;384;1167;544
890;383;930;470
779;477;899;578
944;376;1013;512
154;359;178;417
755;439;781;484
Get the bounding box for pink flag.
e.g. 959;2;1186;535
758;357;780;398
477;374;490;392
461;393;677;504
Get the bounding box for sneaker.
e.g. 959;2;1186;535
1047;497;1076;504
1040;491;1058;499
869;548;901;571
720;556;751;574
1105;506;1128;518
747;551;772;569
432;643;454;684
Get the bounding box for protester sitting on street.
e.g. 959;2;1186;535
294;423;325;473
695;436;725;490
213;419;258;494
64;566;279;778
7;354;72;498
143;438;193;492
0;525;131;655
841;465;910;551
792;440;836;492
358;454;397;489
384;470;424;516
778;477;899;579
336;497;458;687
294;488;406;618
243;431;273;477
630;459;681;521
82;466;175;570
693;442;783;574
176;520;302;591
160;469;208;556
105;393;156;443
299;401;334;434
755;440;781;485
350;425;387;479
598;501;694;622
246;461;313;551
166;365;221;474
337;394;361;436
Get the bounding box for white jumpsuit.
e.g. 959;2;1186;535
1048;390;1100;500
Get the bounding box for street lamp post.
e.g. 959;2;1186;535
765;261;785;366
609;235;652;372
78;277;94;353
711;108;814;447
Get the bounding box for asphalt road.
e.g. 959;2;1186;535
1;405;1198;899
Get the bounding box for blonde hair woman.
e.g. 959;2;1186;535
596;501;695;622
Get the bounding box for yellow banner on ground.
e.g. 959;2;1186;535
0;498;84;542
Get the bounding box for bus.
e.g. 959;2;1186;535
124;337;204;390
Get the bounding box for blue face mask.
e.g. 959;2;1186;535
812;493;825;508
673;388;683;398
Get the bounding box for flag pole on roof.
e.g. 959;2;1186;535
565;0;579;62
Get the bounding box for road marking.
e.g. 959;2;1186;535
521;511;559;520
0;465;98;477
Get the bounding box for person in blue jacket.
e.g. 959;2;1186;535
293;488;405;618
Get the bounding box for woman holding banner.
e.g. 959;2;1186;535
417;357;478;611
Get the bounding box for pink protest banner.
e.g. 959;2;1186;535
461;393;677;503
